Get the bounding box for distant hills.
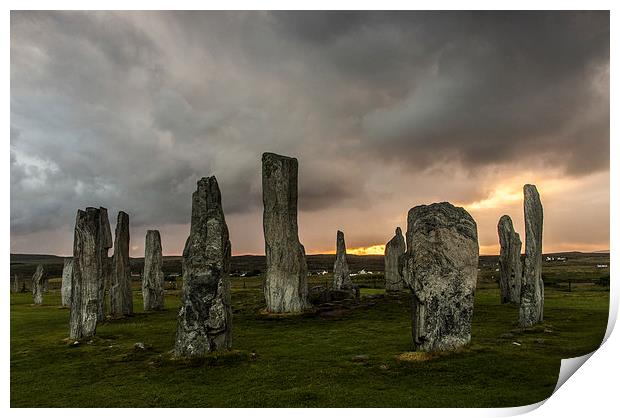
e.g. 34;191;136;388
10;250;609;280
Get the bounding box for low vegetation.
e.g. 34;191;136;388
10;268;608;407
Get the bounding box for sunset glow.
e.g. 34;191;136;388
347;245;386;256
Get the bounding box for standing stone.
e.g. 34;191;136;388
403;202;479;352
31;264;46;305
384;227;406;292
333;230;352;290
175;176;232;356
262;152;309;313
61;259;74;307
520;184;544;327
70;207;109;340
497;215;522;304
96;208;112;321
12;274;19;293
41;270;49;293
142;230;164;311
110;211;133;317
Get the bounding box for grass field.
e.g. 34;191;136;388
10;273;609;408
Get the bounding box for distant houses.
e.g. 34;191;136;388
545;256;567;262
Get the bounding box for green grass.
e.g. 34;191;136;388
11;277;608;407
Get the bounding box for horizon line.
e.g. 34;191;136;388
10;249;611;258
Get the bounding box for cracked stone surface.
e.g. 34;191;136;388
333;230;353;290
110;211;133;317
498;215;522;304
61;258;74;307
403;202;479;352
31;264;46;305
142;230;165;311
384;227;406;292
262;152;309;313
97;207;112;321
175;176;232;356
70;207;110;340
520;184;544;327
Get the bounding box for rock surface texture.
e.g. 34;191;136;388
110;211;133;317
61;259;74;307
175;176;232;356
333;230;353;290
403;202;479;352
384;227;406;291
520;184;544;327
31;264;46;305
13;274;19;293
96;207;112;321
142;230;165;311
69;207;110;340
262;152;309;313
498;215;522;304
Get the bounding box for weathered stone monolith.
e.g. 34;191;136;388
333;230;352;290
262;152;309;313
97;207;112;321
31;264;46;305
69;207;110;340
41;270;49;293
498;215;522;304
110;211;133;317
175;176;232;356
12;274;19;293
403;202;479;351
61;259;74;307
142;230;164;311
384;227;406;292
520;184;544;327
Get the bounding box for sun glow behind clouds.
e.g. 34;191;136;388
463;186;522;211
347;245;386;256
314;244;386;256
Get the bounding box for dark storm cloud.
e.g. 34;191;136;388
10;11;609;253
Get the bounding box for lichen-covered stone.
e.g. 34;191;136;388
520;184;544;327
262;152;309;313
142;230;165;311
175;176;232;356
31;264;46;305
12;274;19;293
70;207;110;340
61;259;74;307
333;230;352;290
403;202;479;352
110;211;133;317
384;227;406;291
498;215;522;304
97;207;113;321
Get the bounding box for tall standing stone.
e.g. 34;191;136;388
142;230;164;311
41;270;49;293
61;259;74;307
110;211;133;317
520;184;544;327
70;207;109;340
31;264;46;305
497;215;522;304
12;274;19;293
403;202;479;352
175;176;232;356
384;227;406;292
97;208;112;321
262;152;309;313
333;230;352;290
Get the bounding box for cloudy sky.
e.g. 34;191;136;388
11;11;609;257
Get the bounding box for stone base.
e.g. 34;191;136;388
309;285;360;305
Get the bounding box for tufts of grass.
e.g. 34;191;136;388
10;279;608;407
